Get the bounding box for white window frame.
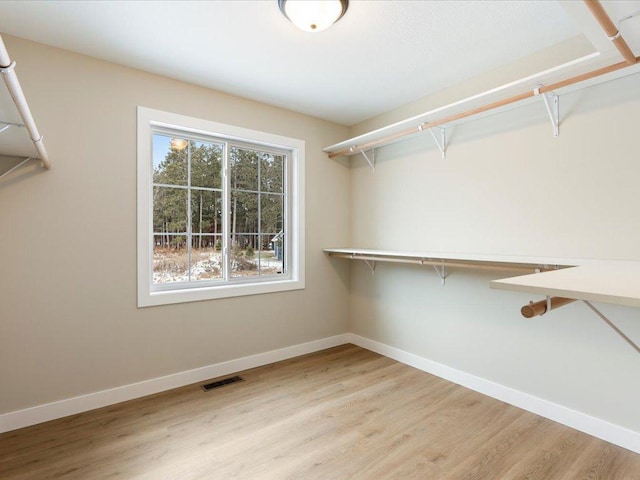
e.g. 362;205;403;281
137;106;305;307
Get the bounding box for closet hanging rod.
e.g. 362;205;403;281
0;35;51;170
521;297;576;318
520;297;640;355
328;56;638;159
328;1;638;160
585;0;636;65
325;51;600;155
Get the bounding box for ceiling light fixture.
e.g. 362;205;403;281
170;138;188;151
278;0;348;33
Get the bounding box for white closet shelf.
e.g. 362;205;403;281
324;0;640;164
0;34;50;179
325;248;640;308
491;261;640;309
324;248;572;276
324;53;640;162
327;249;640;352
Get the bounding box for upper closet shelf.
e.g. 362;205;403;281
323;53;640;162
323;2;640;164
0;34;50;180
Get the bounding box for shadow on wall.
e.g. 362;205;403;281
0;161;45;188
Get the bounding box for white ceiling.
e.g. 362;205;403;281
0;1;639;126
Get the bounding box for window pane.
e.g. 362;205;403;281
230;147;259;191
191;141;223;189
260;234;284;275
261;193;284;234
261;154;284;193
191;190;222;235
153;237;188;284
153;134;187;186
230;234;259;278
231;191;259;236
191;236;223;281
153;187;187;234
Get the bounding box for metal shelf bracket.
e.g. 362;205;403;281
350;146;375;171
534;85;559;137
432;261;447;286
543;295;551;316
0;120;24;135
419;125;447;160
364;259;376;276
583;301;640;355
350;253;376;275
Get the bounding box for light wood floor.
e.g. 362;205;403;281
2;345;639;479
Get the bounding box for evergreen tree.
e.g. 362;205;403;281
153;135;285;276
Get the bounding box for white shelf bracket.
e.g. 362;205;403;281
431;127;447;160
543;295;551;316
351;146;375;171
583;301;640;355
534;85;559;137
432;261;447;286
419;125;447;160
364;259;376;276
0;120;24;135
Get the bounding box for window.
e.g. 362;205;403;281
137;107;305;307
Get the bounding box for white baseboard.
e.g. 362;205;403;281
349;333;640;454
0;333;351;434
4;331;639;455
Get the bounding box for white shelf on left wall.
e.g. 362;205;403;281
0;34;50;180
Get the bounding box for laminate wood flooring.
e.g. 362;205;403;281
1;345;639;479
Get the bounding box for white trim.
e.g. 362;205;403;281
5;332;638;454
349;333;640;454
137;106;305;307
0;334;349;434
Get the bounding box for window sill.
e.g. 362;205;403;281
138;277;305;307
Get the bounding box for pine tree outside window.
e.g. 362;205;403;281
137;107;305;307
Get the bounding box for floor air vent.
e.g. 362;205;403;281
201;376;244;392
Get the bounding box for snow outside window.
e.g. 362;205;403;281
137;107;305;307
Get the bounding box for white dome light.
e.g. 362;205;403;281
279;0;348;33
170;138;188;151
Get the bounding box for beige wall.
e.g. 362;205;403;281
346;69;640;432
0;35;351;414
3;31;639;438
